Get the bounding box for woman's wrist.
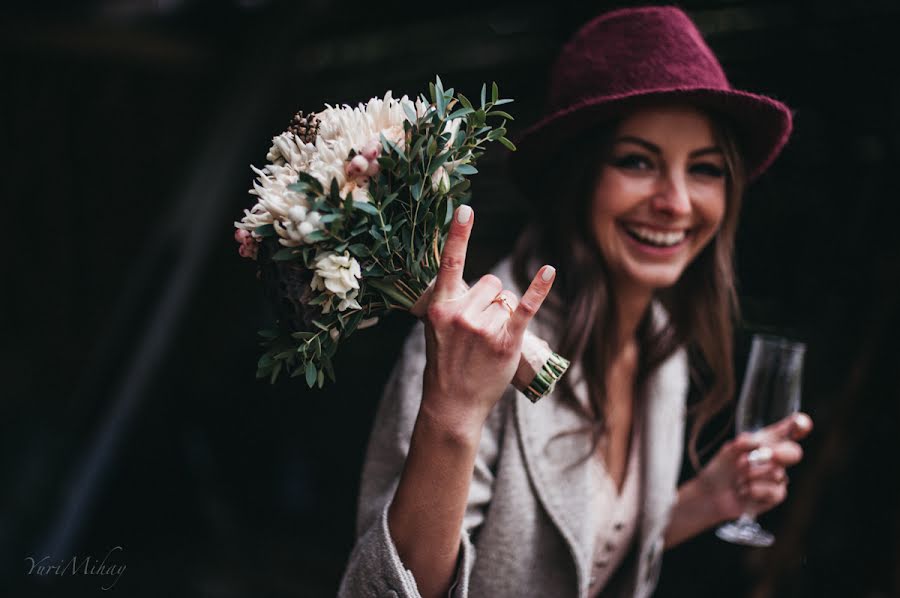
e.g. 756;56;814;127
418;389;488;449
665;475;730;549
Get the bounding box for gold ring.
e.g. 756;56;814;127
492;293;514;317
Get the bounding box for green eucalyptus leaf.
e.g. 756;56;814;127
380;132;403;157
348;243;369;257
499;137;517;151
402;100;418;125
270;361;283;384
254;224;275;237
381;192;398;210
353;200;379;215
295;170;325;193
426;152;451;176
487;110;514;120
447;107;474;120
410;180;423;202
491;82;499;104
480;83;487;107
272;248;301;261
454;164;478;175
305;361;317;387
458;93;473;110
304;230;328;243
411;134;427;159
377;156;396;170
448;179;471;196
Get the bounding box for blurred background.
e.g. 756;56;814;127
2;0;899;596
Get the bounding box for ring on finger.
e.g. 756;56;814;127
491;292;514;317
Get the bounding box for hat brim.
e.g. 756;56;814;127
508;87;793;191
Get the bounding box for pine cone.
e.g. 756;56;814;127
288;111;320;145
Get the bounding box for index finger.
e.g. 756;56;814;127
507;265;556;338
432;205;473;302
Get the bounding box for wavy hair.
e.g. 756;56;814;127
511;107;746;469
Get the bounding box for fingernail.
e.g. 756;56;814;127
456;205;472;224
794;413;812;431
748;446;773;466
541;265;555;282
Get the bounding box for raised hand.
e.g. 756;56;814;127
700;412;813;521
421;205;556;432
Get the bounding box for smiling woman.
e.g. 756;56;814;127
339;6;811;598
593;106;728;294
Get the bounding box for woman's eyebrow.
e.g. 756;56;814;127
613;136;723;158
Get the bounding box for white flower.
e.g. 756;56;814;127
310;250;363;312
273;209;322;247
242;91;429;247
441;118;462;152
430;166;450;194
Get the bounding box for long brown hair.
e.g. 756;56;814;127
511;106;747;470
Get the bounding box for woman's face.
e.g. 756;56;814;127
591;105;727;294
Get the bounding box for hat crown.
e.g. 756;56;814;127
547;7;730;112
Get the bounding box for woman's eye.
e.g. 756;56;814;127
613;154;653;171
691;163;725;178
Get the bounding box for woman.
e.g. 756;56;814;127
339;6;812;598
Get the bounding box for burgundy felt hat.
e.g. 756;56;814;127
509;6;793;187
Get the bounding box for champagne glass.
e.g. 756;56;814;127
715;334;806;547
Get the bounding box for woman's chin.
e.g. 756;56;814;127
620;264;686;292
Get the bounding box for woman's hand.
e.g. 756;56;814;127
387;205;556;597
698;412;814;522
665;412;813;548
420;205;556;433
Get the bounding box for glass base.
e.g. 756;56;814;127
715;515;775;547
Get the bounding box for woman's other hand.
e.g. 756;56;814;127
699;412;814;522
420;205;556;433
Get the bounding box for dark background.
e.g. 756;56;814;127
2;1;899;597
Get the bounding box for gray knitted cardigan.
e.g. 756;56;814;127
338;257;689;598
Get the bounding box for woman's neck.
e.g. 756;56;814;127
611;280;654;354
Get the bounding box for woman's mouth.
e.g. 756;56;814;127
622;224;688;248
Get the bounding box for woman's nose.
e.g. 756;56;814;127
650;173;692;216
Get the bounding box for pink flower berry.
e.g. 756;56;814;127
361;140;381;161
365;159;379;177
234;228;250;242
346;154;369;178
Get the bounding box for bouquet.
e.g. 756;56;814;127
234;77;569;402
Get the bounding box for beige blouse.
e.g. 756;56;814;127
588;409;644;597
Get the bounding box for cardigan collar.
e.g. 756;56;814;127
492;257;689;596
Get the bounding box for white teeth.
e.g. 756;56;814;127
625;225;686;247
